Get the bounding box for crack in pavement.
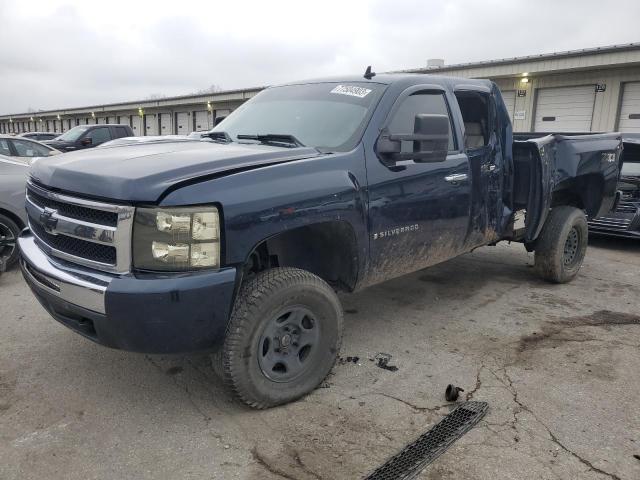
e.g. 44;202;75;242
465;361;485;401
251;448;299;480
494;365;622;480
372;392;450;414
293;450;323;480
251;447;324;480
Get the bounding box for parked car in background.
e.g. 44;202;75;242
0;135;60;159
589;136;640;238
0;154;29;268
19;132;59;141
44;124;134;152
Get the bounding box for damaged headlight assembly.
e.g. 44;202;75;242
133;206;220;271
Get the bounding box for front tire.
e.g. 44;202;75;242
223;267;343;409
534;206;588;283
0;214;21;269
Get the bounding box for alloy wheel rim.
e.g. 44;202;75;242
0;222;16;261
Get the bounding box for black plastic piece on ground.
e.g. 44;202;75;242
374;353;398;372
364;401;489;480
445;384;464;402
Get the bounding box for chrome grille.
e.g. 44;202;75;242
26;182;134;273
27;187;118;226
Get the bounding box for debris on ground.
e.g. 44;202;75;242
373;353;398;372
364;401;488;479
338;356;360;365
445;384;464;402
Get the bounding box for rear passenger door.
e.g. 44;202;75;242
454;87;506;247
366;87;472;281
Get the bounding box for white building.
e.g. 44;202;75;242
1;42;640;135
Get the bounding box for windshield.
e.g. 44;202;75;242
56;126;88;142
212;82;384;151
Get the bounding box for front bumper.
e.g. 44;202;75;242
19;230;238;353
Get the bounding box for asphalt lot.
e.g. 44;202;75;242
1;238;639;480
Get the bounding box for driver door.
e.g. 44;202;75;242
365;88;472;282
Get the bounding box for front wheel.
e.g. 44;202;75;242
534;206;588;283
222;267;343;409
0;214;21;270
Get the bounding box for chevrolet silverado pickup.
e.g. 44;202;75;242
19;73;622;408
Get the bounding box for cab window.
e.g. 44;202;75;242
86;127;112;145
11;139;51;157
388;92;456;151
0;139;11;156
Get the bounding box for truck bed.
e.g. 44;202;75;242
511;133;623;242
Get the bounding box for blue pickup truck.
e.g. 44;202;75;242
19;73;622;408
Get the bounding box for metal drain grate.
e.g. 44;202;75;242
365;401;488;480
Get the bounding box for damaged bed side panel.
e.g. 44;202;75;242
514;133;623;243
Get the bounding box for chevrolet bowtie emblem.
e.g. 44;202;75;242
39;207;58;233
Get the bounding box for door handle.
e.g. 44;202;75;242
444;173;468;183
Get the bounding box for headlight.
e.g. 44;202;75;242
133;206;220;271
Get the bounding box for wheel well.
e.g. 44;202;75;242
551;174;604;217
0;208;25;229
243;221;359;292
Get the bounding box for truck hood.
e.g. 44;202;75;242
29;141;322;202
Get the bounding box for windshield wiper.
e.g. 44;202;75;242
236;134;305;148
201;131;232;143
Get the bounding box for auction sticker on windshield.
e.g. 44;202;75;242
330;85;372;98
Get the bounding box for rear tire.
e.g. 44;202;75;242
534;206;588;283
0;214;21;269
222;267;343;409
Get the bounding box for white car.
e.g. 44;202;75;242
0;135;60;159
0;154;30;269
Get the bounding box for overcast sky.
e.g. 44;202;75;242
1;0;639;114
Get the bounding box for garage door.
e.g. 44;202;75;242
131;116;143;136
118;115;130;127
618;82;640;132
534;85;595;132
500;90;516;121
176;112;189;134
107;116;117;124
159;113;171;135
145;114;158;136
194;111;209;131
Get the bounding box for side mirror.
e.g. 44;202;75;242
376;114;449;164
81;137;92;146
